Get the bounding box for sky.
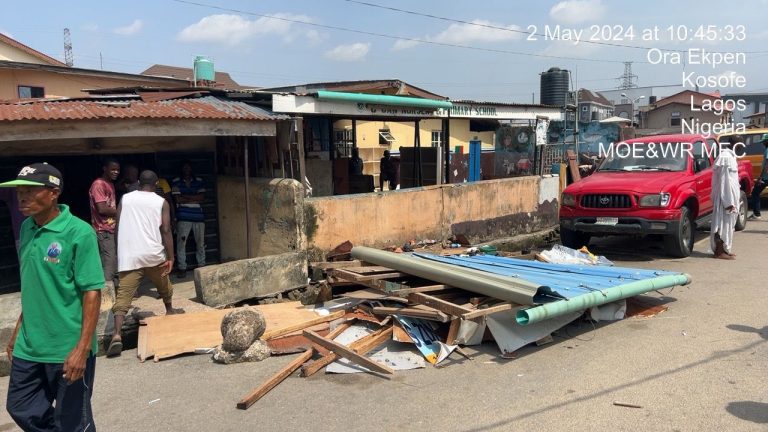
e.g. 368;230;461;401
3;0;768;102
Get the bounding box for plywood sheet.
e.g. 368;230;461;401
138;302;335;362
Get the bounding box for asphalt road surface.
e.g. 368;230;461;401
1;222;766;431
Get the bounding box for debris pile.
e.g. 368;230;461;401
134;244;690;410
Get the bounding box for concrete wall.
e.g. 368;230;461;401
0;43;55;64
304;175;559;257
217;176;306;262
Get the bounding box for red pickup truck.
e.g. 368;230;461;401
559;134;753;257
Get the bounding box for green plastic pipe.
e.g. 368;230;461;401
515;273;692;325
316;90;453;109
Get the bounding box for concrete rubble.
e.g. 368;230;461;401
213;308;271;364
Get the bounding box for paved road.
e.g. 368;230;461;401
1;223;766;431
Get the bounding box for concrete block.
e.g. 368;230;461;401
194;251;308;308
0;293;21;349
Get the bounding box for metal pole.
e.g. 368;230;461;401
243;138;252;258
443;117;451;184
350;246;543;305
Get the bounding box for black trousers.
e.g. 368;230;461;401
6;356;96;432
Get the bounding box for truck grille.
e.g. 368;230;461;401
581;194;632;208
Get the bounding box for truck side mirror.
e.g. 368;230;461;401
695;159;708;173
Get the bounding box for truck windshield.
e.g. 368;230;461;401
598;142;688;172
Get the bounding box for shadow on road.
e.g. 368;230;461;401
727;324;768;340
726;401;768;424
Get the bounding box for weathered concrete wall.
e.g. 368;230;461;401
194;251;308;307
305;175;560;257
217;176;306;262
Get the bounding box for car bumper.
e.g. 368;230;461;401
560;216;681;235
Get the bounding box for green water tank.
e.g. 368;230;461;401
193;56;215;82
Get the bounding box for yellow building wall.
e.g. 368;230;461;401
0;43;56;64
0;69;188;99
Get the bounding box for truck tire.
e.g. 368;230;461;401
735;190;748;231
560;227;591;249
664;206;694;258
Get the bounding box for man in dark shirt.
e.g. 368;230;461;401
171;161;206;278
379;150;398;191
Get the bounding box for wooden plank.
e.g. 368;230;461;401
407;292;473;317
261;310;345;340
380;283;449;296
141;302;335;361
301;326;394;377
566;149;582;182
332;268;406;282
446;319;460;345
303;330;394;375
392;322;414;343
301;327;392;377
236;349;314;410
461;303;519;320
310;260;362;270
137;322;149;363
372;306;449;323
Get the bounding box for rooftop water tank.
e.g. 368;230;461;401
540;67;570;106
193;56;215;83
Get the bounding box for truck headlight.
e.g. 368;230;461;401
639;193;671;207
562;193;577;207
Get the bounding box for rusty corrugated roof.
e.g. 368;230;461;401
0;96;287;122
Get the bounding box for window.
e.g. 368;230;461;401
670;111;681;127
333;129;354;157
378;129;395;145
18;85;44;98
581;105;589;112
430;130;443;147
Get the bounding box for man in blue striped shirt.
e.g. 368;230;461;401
171;161;206;278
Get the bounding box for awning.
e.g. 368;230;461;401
315;90;453;109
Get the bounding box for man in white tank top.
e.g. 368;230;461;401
107;170;180;357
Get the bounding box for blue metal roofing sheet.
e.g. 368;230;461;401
412;253;681;300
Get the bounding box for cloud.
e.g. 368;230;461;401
391;20;521;51
432;20;522;44
549;0;606;24
392;39;421;51
177;13;321;45
114;19;143;36
324;42;370;62
82;24;100;32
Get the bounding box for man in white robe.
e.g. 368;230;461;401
710;135;741;259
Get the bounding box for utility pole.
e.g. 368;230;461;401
63;28;73;67
617;62;638;90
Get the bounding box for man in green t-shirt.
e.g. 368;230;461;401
2;163;103;432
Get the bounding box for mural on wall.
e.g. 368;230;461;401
494;125;535;177
547;121;621;156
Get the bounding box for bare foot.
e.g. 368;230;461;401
713;253;735;260
165;306;185;315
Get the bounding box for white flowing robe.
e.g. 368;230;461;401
710;147;740;253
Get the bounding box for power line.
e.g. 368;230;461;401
342;0;768;55
170;0;639;63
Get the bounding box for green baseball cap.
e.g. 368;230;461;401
0;162;63;189
760;133;768;143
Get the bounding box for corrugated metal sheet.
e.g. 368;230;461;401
412;253;681;300
0;96;288;122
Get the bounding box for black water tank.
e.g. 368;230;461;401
540;67;570;106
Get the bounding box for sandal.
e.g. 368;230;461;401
106;338;123;357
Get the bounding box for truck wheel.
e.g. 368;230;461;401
664;206;694;258
735;190;748;231
560;227;591;249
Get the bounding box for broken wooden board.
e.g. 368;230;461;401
236;349;314;410
372;306;449;323
332;267;406;282
303;330;394;375
407;292;473;317
138;302;342;362
300;326;393;377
